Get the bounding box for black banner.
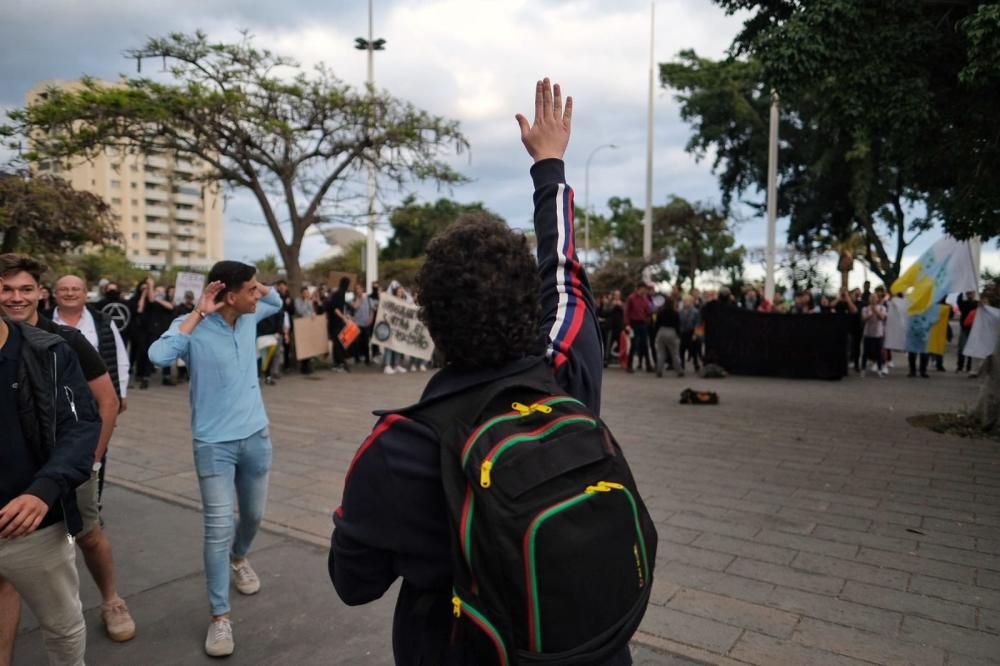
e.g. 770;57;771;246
701;303;850;380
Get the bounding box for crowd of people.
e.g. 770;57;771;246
595;280;982;380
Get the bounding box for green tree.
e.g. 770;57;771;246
0;169;119;257
52;246;146;287
382;196;503;261
5;31;468;292
657;196;744;289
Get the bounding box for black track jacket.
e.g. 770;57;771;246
329;160;607;664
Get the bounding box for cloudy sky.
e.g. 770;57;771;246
1;0;988;284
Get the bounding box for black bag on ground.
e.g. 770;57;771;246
409;362;658;665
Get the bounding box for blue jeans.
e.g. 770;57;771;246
193;428;272;616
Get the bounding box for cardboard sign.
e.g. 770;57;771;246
293;313;330;361
173;272;205;305
371;293;434;361
326;271;357;291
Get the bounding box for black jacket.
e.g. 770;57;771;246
329;160;615;664
10;319;100;536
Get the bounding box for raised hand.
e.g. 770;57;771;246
515;77;573;163
198;281;227;314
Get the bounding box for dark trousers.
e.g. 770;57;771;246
863;336;884;370
850;329;863;370
628;320;652;370
679;331;701;370
353;326;371;363
908;352;929;376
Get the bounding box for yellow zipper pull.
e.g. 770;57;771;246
530;402;553;414
599;481;624;490
512;402;532;416
586;483;612;494
452;595;462;617
480;460;494;488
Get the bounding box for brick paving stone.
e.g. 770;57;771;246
728;558;845;596
792;617;946;666
856;547;976;583
870;522;978;551
691;533;796;566
640;605;743;654
812;524;919;552
918;542;1000;569
776;507;873;532
658;542;736;572
978;569;1000;590
790;551;910;590
656;561;775;605
920;517;997;541
981;607;1000;634
729;631;871;666
754;530;860;560
840;580;978;629
900;616;1000;661
666;587;799;639
766;586;902;636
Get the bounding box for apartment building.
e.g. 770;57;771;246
28;80;225;270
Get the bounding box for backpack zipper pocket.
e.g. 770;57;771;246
452;591;510;666
522;481;650;653
477;415;596;488
460;396;584;467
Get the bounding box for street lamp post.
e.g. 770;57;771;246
584;143;617;266
355;0;386;294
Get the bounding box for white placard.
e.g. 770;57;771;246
173;272;205;305
371;293;435;361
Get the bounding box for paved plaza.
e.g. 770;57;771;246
17;358;1000;664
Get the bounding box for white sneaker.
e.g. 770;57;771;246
383;366;396;375
230;559;260;595
419;363;429;372
878;369;888;377
887;361;895;369
860;368;866;377
397;366;408;374
205;618;234;657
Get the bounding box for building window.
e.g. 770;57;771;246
130;182;138;189
111;197;122;205
149;250;160;256
145;216;161;223
131;215;139;222
132;233;139;240
130;165;138;172
110;180;121;188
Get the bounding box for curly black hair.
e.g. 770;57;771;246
416;213;541;369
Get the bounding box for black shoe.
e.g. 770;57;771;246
626;367;634;374
162;377;176;386
920;372;930;378
342;363;351;373
139;378;149;389
907;372;916;378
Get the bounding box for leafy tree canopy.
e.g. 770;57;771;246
381;195;504;261
4;31;469;290
0;169;119;257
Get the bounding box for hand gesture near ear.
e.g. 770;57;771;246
516;77;573;163
198;281;227;315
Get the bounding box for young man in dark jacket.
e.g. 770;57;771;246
329;79;626;664
0;276;102;665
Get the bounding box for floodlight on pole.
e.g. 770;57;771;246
356;0;386;294
584;143;617;266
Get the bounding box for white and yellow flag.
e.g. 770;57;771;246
884;237;978;354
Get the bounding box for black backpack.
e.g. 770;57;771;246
411;361;658;665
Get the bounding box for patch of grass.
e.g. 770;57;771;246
908;412;1000;442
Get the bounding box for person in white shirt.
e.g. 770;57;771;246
50;274;136;642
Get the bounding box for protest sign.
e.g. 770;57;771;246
371;293;434;361
293;313;330;360
173;271;205;305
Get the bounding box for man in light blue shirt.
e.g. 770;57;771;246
148;260;280;658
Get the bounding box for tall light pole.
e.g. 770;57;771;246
643;1;655;260
764;90;779;303
584;143;617;266
355;0;385;293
